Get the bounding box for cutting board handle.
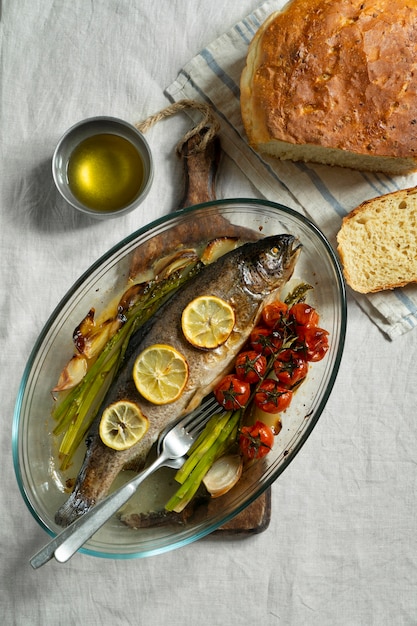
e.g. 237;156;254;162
177;128;221;209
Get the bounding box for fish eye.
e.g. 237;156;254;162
271;247;279;255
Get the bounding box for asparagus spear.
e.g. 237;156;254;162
174;411;233;484
165;410;241;513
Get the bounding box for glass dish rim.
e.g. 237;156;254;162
12;197;347;560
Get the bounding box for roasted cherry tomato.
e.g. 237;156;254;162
214;375;251;410
254;379;293;414
296;326;329;362
235;350;267;384
239;421;274;460
289;302;319;327
274;350;308;387
261;301;288;329
250;326;282;355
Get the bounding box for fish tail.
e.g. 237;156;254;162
55;491;94;527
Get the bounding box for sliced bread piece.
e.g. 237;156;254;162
337;187;417;293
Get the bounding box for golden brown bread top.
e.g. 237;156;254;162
241;0;417;160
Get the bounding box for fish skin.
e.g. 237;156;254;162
55;235;300;527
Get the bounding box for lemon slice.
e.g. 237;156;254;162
181;295;235;349
133;344;189;405
99;401;149;451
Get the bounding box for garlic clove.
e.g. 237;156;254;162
52;354;88;392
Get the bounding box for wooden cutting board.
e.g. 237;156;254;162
215;489;271;535
180;129;272;535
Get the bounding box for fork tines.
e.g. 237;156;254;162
182;395;222;437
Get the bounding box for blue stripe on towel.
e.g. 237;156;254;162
234;24;252;45
244;14;262;30
360;172;397;196
245;144;301;202
393;291;417;326
200;49;240;98
234;8;265;41
295;162;348;217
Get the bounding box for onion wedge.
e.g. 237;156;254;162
202;454;243;498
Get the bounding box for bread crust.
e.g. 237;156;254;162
241;0;417;173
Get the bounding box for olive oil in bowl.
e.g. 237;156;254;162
52;117;153;219
67;134;144;213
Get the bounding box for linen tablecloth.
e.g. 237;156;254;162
1;2;417;625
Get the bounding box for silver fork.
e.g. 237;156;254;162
30;395;220;569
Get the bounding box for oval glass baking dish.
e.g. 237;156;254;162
13;199;347;560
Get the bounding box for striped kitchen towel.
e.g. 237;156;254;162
165;0;417;340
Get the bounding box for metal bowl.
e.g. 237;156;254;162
52;116;153;219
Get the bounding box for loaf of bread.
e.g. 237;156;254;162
336;187;417;293
240;0;417;174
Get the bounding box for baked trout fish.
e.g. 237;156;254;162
55;234;300;527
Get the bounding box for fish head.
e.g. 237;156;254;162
240;234;301;296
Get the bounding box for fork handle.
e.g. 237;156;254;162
30;454;166;568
